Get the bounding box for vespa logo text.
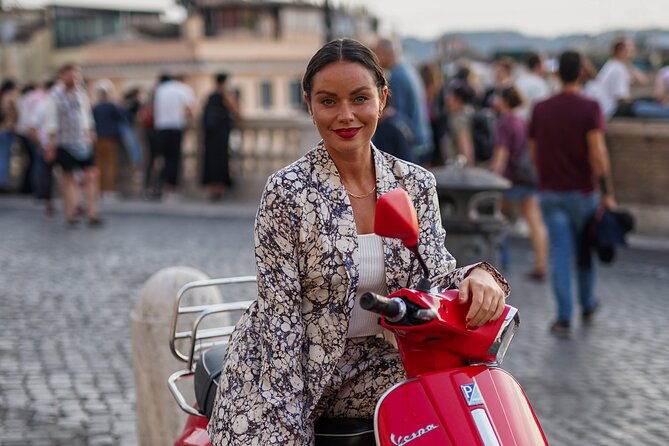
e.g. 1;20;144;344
390;423;439;446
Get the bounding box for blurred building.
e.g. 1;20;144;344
0;0;378;117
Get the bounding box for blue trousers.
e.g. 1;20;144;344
539;191;599;324
632;100;669;119
0;130;14;188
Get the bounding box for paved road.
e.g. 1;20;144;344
1;197;669;445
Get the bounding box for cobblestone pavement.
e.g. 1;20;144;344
1;196;669;445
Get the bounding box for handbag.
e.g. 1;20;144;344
138;104;154;129
509;149;537;187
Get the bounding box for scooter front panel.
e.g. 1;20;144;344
471;368;548;445
374;379;454;446
419;367;548;445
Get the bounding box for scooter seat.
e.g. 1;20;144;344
194;346;375;445
194;345;228;419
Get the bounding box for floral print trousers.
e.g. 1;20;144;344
314;336;405;420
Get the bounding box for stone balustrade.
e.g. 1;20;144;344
606;118;669;234
116;115;319;199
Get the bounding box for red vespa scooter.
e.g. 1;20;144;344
361;188;547;445
168;188;547;446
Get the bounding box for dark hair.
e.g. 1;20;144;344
216;73;229;85
612;38;628;55
22;83;36;95
500;86;524;109
455;66;471;81
158;73;171;84
495;57;515;73
302;38;387;101
124;87;140;101
525;53;541;71
59;63;77;75
1;79;17;93
447;80;476;105
558;51;582;84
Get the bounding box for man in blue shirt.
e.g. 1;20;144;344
92;80;126;198
374;38;433;164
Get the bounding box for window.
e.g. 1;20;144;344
289;80;303;109
52;7;123;48
204;7;262;37
260;81;273;109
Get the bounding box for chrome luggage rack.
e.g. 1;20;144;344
167;275;257;416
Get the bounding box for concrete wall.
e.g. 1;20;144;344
0;27;53;82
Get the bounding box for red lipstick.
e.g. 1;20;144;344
334;128;360;139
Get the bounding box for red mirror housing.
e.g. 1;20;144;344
374;188;419;248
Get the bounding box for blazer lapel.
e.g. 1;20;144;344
309;143;359;315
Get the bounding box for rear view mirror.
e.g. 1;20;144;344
374;189;419;249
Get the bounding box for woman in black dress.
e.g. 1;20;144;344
201;73;239;200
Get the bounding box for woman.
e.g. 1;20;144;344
208;39;509;445
202;72;239;200
488;86;548;280
442;80;476;165
0;79;19;191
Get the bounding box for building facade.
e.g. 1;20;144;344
1;0;379;118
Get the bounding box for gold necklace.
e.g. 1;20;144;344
346;185;377;199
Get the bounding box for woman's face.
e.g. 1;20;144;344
306;61;387;158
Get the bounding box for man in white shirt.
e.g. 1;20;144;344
595;38;646;119
153;74;195;195
515;53;552;120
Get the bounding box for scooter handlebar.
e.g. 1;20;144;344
360;292;403;318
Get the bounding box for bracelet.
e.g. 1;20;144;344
598;176;610;195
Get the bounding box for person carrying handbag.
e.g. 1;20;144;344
486;86;548;282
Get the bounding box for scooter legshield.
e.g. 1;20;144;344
374;366;548;446
174;414;211;446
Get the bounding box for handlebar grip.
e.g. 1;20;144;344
359;292;402;318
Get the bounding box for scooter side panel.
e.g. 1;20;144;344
419;367;548;445
375;380;454;446
174;414;211;446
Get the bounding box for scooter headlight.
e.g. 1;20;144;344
486;306;519;365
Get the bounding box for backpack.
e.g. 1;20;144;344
471;108;496;163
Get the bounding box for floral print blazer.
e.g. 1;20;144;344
208;142;509;445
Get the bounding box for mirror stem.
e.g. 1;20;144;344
410;246;432;292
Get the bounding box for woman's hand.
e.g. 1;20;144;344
458;267;507;329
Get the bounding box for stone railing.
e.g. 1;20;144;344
606;118;669;234
230;116;320;179
116;115;319;199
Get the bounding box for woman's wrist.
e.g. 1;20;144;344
468;262;510;296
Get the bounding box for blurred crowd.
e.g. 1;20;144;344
369;36;667;282
0;36;667;232
0;66;239;226
373;36;669;171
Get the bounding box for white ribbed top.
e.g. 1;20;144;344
347;234;387;338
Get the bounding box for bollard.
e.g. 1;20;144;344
130;266;222;446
